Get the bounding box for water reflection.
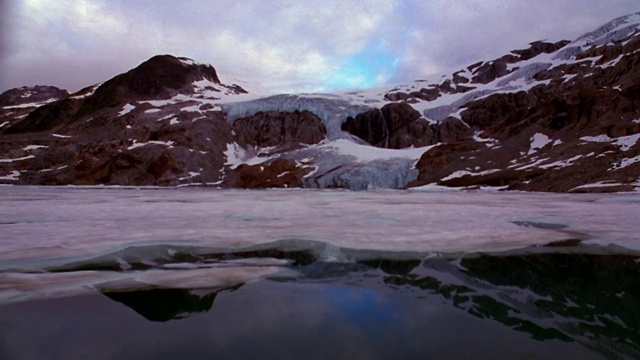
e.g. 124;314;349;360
98;250;640;358
104;286;241;322
367;254;640;358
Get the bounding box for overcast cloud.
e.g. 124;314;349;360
0;1;638;94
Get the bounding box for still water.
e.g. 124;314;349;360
0;187;639;359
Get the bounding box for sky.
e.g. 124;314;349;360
0;1;638;94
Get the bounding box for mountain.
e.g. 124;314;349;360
1;13;639;192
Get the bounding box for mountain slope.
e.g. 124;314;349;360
1;13;639;191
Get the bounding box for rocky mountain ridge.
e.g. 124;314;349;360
1;13;639;192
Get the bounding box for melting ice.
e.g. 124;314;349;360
0;186;639;305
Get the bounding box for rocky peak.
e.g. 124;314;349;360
510;40;571;61
79;55;225;111
0;86;69;107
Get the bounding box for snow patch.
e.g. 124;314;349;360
441;169;501;181
179;172;201;181
224;143;274;169
613;155;640;170
0;121;9;128
615;133;640;151
538;155;584;169
0;155;35;163
599;54;624;69
1;99;58;109
581;133;640;151
70;84;99;99
23;145;48;151
52;134;73;138
180;104;203;113
570;181;627;191
118;103;136;117
0;170;20;181
144;108;161;114
317;139;433;163
528;133;551;155
127;140;175;150
515;157;551;170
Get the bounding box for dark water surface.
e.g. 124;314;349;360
1;251;638;360
2;188;640;359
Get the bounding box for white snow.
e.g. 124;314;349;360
180;104;202;113
156;114;176;122
70;84;99;99
0;121;9;128
1;98;58;109
144;108;161;114
581;133;640;151
515;157;551;170
441;169;501;181
224;143;274;169
599;54;625;69
118;103;136;117
615;133;640;151
38;165;68;173
179;172;201;181
581;135;611;143
178;57;200;66
0;155;35;163
613;155;640;169
127;140;175;150
169;119;180;125
317;139;433;163
52;134;73;138
538;155;584;169
0;170;20;181
570;181;626;191
23;145;48;151
192;79;219;90
528;133;551;155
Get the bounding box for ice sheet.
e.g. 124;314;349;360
1;187;639;305
1;187;639;265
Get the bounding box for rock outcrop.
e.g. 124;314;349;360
342;103;435;149
232;110;326;148
0;86;69;107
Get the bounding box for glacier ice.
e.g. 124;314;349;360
223;94;372;140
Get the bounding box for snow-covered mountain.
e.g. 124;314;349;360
1;13;640;192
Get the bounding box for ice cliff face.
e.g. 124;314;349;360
1;12;640;192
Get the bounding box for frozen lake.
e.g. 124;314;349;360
0;186;639;359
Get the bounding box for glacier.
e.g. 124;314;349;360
223;94;372;140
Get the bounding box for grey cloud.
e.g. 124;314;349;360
0;0;638;94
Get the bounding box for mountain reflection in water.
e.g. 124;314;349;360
98;248;639;359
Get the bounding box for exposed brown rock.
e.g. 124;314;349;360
227;158;312;189
436;117;472;143
0;86;69;107
342;103;436;149
511;40;571;60
232;110;326;148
